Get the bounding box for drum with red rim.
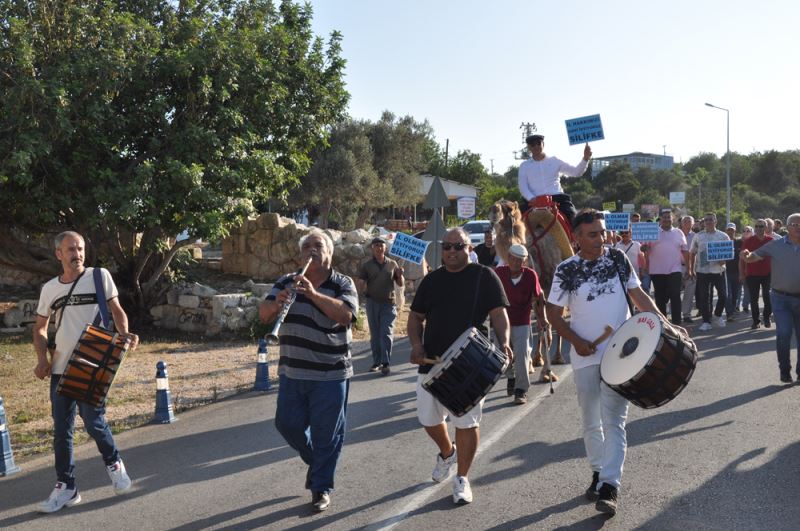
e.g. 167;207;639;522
600;312;697;409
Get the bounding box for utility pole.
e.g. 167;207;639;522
444;138;449;169
515;122;537;160
490;159;494;175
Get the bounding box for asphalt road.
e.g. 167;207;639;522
1;316;798;530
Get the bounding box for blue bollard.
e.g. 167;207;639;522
253;338;271;392
153;361;178;424
0;396;21;477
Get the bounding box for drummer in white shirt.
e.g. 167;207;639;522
546;209;682;517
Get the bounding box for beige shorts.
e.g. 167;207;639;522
416;374;483;429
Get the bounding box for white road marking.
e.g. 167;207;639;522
363;365;574;531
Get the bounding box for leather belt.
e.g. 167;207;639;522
772;289;800;298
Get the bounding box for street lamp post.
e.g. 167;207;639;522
705;102;731;225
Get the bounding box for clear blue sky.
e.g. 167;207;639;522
309;0;799;175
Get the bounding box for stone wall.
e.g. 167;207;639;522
221;213;427;295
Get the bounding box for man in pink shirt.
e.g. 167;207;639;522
645;210;689;325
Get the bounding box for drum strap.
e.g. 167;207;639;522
609;249;634;315
51;270;87;349
468;268;482;329
92;268;111;330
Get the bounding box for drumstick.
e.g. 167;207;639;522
589;325;614;349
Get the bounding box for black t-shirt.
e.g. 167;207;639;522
726;238;742;275
474;244;496;266
410;263;509;374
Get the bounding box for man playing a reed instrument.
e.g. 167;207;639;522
407;228;512;505
32;231;139;513
259;228;358;513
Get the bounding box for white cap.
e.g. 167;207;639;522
509;243;528;258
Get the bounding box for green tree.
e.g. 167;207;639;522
593;162;640;203
0;0;347;310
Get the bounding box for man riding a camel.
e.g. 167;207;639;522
517;134;592;225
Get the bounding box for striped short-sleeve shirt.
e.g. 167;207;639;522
266;269;358;381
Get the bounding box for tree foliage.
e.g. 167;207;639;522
0;0;347;310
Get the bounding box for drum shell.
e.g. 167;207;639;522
601;313;698;409
422;328;508;417
57;325;129;408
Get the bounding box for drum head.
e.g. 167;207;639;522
600;312;663;385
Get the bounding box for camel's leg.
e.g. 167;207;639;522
551;331;567;365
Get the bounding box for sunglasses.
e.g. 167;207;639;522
441;242;468;251
755;225;766;228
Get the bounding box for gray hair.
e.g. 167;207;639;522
298;228;334;255
788;213;800;225
54;231;83;249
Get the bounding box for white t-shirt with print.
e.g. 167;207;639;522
547;250;640;370
36;267;118;375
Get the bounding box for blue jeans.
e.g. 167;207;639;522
50;376;120;488
275;375;349;493
770;291;800;377
574;365;629;490
640;272;651;295
725;272;742;315
365;299;397;366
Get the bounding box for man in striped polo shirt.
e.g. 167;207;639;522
260;228;359;513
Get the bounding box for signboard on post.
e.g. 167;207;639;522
622;203;635;213
388;232;430;265
631;222;660;241
565;114;604;145
706;240;734;261
456;196;476;219
640;204;659;220
605;213;631;232
669;191;686;204
602;201;616;212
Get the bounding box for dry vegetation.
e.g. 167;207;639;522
0;304;409;461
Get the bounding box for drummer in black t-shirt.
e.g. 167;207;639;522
407;228;512;506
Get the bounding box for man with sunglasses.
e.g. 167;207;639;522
408;228;512;505
740;219;774;330
546;209;673;516
517;134;591;223
741;213;800;383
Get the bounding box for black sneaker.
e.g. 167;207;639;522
369;364;380;372
764;316;772;328
595;483;618;515
311;491;330;512
380;364;390;376
780;373;792;384
506;378;515;396
682;316;694;323
513;390;527;404
751;321;761;330
585;471;600;501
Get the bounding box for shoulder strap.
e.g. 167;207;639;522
92;267;110;329
609;249;635;315
469;266;483;329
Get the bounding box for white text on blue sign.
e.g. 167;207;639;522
604;213;630;232
389;232;430;265
565;114;605;145
706;240;734;261
631;222;660;242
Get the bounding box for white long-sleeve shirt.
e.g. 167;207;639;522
518;156;589;200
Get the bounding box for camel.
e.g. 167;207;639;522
491;199;567;383
489;199;526;263
523;199;578;380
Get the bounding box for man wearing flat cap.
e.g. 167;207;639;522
357;237;404;375
518;134;592;224
494;243;549;404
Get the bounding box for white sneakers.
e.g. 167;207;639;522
37;482;82;513
717;316;727;327
432;445;457;483
452;475;473;505
698;322;712;331
107;459;132;495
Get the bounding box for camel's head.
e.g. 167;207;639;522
491;200;521;225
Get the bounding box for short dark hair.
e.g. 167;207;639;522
525;134;544;145
573;208;604;230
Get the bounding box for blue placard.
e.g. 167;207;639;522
565;114;605;145
631;222;660;242
604;213;630;232
389;232;430;265
706;240;734;261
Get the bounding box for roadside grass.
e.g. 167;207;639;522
0;304;402;461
